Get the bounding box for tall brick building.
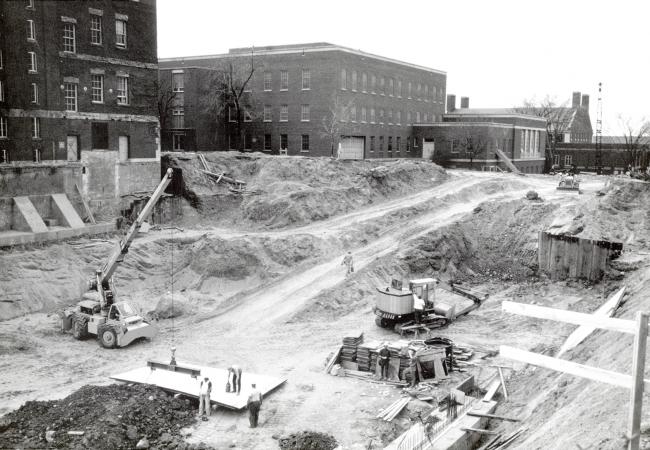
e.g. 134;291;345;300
0;0;160;213
158;42;447;158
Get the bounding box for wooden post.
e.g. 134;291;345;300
628;311;648;450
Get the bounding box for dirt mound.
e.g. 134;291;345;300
0;384;213;450
163;152;448;229
278;430;338;450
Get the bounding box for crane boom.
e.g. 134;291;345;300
100;168;173;283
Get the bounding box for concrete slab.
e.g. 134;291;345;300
13;196;48;233
51;193;85;228
0;222;115;247
110;361;286;410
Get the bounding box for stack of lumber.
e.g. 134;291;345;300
356;340;381;372
376;397;410;422
341;332;363;364
479;427;527;450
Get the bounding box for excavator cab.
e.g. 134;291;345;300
408;278;438;307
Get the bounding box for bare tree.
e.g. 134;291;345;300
460;134;488;169
155;76;178;132
320;95;354;157
515;96;572;170
617;115;650;170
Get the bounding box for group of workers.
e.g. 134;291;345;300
197;365;264;428
377;343;421;386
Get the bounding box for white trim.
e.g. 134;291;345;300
171;69;184;74
90;68;105;75
61;16;77;24
88;8;103;16
58;51;157;69
160;44;446;75
445;112;546;122
115;13;129;21
7;108;158;123
513;125;546;132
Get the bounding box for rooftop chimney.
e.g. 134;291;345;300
572;91;581;109
581;94;589;111
460;97;470;108
447;94;456;113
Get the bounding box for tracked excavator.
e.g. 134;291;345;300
60;168;174;348
373;277;488;334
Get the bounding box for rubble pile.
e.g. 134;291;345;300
0;384;213;450
278;430;338;450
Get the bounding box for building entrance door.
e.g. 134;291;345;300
66;136;79;161
422;139;435;160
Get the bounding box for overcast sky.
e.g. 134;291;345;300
157;0;648;135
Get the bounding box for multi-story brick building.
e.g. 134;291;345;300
158;42;447;158
0;0;160;213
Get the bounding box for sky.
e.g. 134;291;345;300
157;0;649;135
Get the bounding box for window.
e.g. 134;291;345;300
28;52;37;73
0;50;3;69
172;72;184;92
388;110;393;124
371;75;376;93
172;108;184;128
244;109;252;122
263;105;272;122
397;111;401;125
27;20;36;40
413;137;418;148
280;134;288;150
370;108;375;124
396;137;401;153
388;136;393;153
63;23;75;52
423;113;428;123
450;139;458;153
379;109;384;124
341;68;347;90
407;111;412;124
244;133;252;150
301;104;310;122
280;70;288;90
228;106;236;122
397;80;402;98
33;148;41;163
263;72;272;91
172;133;184;150
554;154;560;165
416;111;420;122
417;83;421;100
31;83;38;103
379;136;384;153
351;71;357;91
26;0;34;9
380;77;385;95
565;155;572;165
0;116;7;138
370;136;375;153
432;86;437;101
115;19;127;47
91;74;103;103
0;81;3;102
116;76;129;105
408;82;412;99
91;122;108;148
280;104;288;122
301;134;310;152
31;117;40;139
350;106;356;122
520;130;525;152
64;83;77;111
91;15;102;44
302;69;310;90
424;85;428;102
362;73;367;92
389;78;394;96
264;134;272;151
406;138;410;153
361;107;367;123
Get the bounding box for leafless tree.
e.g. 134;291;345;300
320;95;354;157
155;76;178;132
515;96;572;170
617;115;650;170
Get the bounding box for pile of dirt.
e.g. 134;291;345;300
278;430;338;450
0;384;212;450
163;152;448;229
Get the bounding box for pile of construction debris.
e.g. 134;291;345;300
278;430;338;450
0;384;213;450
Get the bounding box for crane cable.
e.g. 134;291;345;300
170;220;175;350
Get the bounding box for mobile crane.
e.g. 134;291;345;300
60;168;174;348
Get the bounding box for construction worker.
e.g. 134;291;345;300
378;344;390;380
413;292;424;324
247;383;263;428
342;251;354;277
198;376;212;419
408;349;418;387
228;365;242;395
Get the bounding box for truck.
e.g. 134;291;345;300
60;168;174;348
373;277;488;333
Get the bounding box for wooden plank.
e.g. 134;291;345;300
557;287;627;357
483;378;502;402
462;427;499;435
497;366;508;401
500;345;650;390
467;412;520;422
628;312;648;450
198;169;246;185
75;183;96;224
502;301;636;334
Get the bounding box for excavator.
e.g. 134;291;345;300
373;277;488;334
60;168;174;348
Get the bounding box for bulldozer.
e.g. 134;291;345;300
60;169;173;348
556;174;581;193
373;277;488;334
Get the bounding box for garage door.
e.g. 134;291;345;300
339;137;365;160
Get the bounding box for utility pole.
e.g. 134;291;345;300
595;82;603;174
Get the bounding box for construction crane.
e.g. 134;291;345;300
60;168;174;348
595;82;603;174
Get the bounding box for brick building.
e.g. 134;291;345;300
0;0;160;213
158;42;447;158
412;97;547;173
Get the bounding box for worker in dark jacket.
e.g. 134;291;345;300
247;383;263;428
228;365;242;395
378;344;390;380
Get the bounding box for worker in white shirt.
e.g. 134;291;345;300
247;383;263;428
413;292;424;324
198;376;212;419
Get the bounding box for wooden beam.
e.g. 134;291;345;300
467;411;520;422
628;312;648;450
497;366;509;401
462;427;499;435
500;346;650;391
502;301;636;335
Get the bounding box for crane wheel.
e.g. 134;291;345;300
375;316;396;329
98;326;117;349
72;318;88;340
